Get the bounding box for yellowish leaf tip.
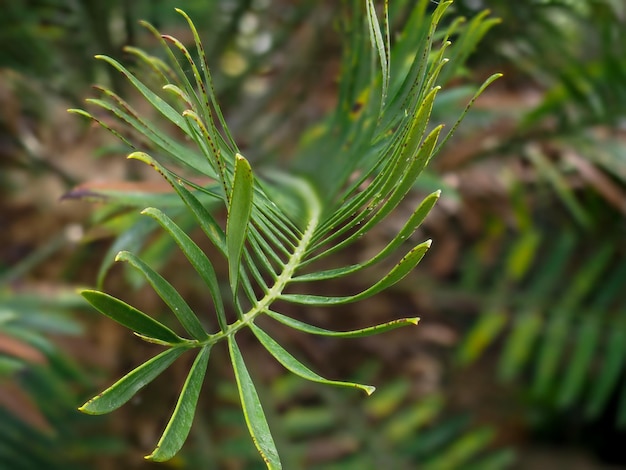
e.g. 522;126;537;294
127;151;152;165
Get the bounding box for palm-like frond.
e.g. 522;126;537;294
72;1;499;466
0;288;120;469
457;225;626;426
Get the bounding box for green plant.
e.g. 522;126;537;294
0;287;123;469
456;220;626;426
72;1;499;467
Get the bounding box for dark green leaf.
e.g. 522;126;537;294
267;310;418;338
250;324;375;395
146;345;211;461
228;336;281;469
227;154;254;295
498;310;543;382
80;290;183;344
556;313;601;408
457;311;508;366
95;55;187;135
80;347;186;415
366;0;389;107
586;325;626;419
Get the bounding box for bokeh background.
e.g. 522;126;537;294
1;0;626;468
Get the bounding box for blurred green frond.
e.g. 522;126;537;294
0;288;122;469
440;0;626;226
456;224;626;426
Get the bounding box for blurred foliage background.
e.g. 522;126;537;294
1;0;625;468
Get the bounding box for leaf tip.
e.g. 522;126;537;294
127;152;155;167
364;385;376;396
78;400;99;415
140;207;157;217
425;239;433;248
114;251;129;263
235;152;249;165
79;288;94;298
144;447;165;462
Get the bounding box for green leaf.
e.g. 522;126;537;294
422;428;495;470
115;251;208;340
267;310;418;338
282;240;431;305
80;290;183;344
505;230;541;281
434;73;503;156
457;311;508;366
68;108;134;151
95;55;188;136
61;181;185;209
250;323;375;395
146;345;211;462
366;0;389;108
585;324;626;419
80;347;186;415
498;310;543;382
227;154;254;295
384;393;445;442
141;207;227;331
228;336;281;469
556;313;601;408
